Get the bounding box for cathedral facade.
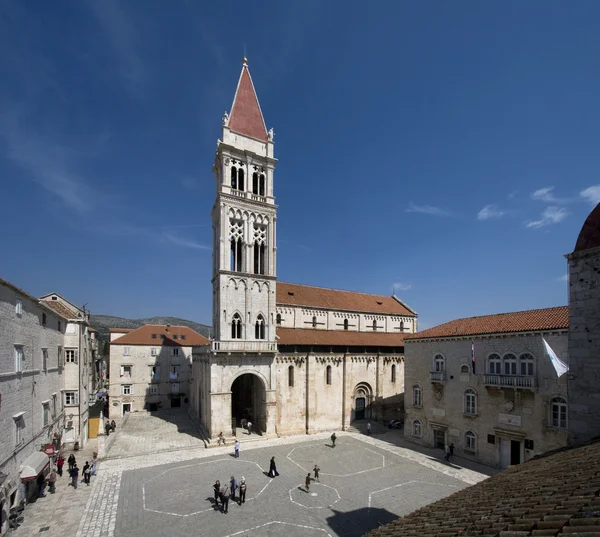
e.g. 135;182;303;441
190;60;415;441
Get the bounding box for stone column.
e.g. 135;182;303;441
265;389;277;435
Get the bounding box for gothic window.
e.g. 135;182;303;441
229;220;244;272
238;168;245;191
519;353;534;376
312;316;317;328
343;319;349;330
253;224;267;275
276;313;281;325
412;384;422;407
464;389;477;415
231;313;242;339
255;314;265;340
231;166;237;189
326;365;332;385
252;172;259;194
259;174;265;196
288;365;294;387
503;353;517;375
433;354;445;372
488;353;502;374
391;364;397;383
465;431;476;452
372;319;377;331
412;419;422;437
550;397;567;429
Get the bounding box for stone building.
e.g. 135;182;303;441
0;278;66;529
39;293;95;447
190;59;415;441
566;202;600;445
108;324;209;418
403;307;569;468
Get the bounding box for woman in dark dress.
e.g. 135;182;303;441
269;456;279;478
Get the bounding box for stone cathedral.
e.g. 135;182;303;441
190;60;416;441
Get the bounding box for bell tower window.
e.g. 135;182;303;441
253;224;267;275
252;172;258;194
231;166;237;189
276;313;281;325
372;319;377;331
231;313;242;339
259;174;266;196
312;316;317;328
343;319;349;330
255;314;265;340
229;219;244;272
238;168;245;191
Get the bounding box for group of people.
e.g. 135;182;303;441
54;452;97;490
213;476;247;513
104;419;117;436
304;464;320;492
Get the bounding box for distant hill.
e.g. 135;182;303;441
90;314;212;341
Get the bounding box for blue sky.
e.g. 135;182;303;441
1;1;599;330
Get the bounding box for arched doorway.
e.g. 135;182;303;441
231;373;266;435
353;382;373;422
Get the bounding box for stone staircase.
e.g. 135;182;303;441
346;420;389;435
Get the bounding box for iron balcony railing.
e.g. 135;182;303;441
429;371;446;382
484;375;537;388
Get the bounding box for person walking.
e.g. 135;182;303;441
68;454;76;472
331;432;337;447
220;482;230;514
305;473;313;492
47;468;57;494
71;464;79;489
91;453;98;476
367;422;372;436
449;443;455;460
105;421;111;436
83;462;91;485
213;480;221;507
444;444;451;462
56;455;64;477
269;456;279;478
238;477;246;505
247;421;252;435
313;464;320;482
234;439;240;458
110;420;117;432
230;476;237;502
217;432;225;446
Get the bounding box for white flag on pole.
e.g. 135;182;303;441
542;337;568;377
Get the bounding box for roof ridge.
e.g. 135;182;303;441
437;305;568;324
279;281;394;299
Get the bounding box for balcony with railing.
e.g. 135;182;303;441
212;340;278;353
484;375;537;389
429;371;446;383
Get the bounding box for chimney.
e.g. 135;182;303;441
166;324;170;332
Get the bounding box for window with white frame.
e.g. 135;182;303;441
15;346;24;373
550;397;567;429
148;385;158;395
123;347;131;356
464;389;477;415
170;365;180;380
14;416;25;446
151;348;158;356
465;431;476;452
173;348;179;356
121;385;133;395
433;354;445;372
15;300;23;315
65;349;77;363
519;353;534;376
413;384;422;407
64;391;78;405
412;419;422;437
171;382;180;393
120;365;132;378
42;402;50;426
42;348;48;373
488;353;502;374
150;365;160;382
503;353;517;375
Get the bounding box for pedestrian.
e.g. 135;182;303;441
105;421;111;436
56;455;64;477
68;454;76;472
234;439;240;458
331;432;337;447
91;453;98;476
247;421;252;435
37;473;46;497
110;420;117;432
367;422;371;436
83;462;91;485
313;464;320;482
47;468;57;494
449;443;455;460
220;482;230;514
230;476;237;502
269;456;279;478
238;477;246;505
71;464;79;489
213;480;221;507
444;444;451;462
217;431;225;446
305;473;313;492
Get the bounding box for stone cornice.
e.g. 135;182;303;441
405;329;568;344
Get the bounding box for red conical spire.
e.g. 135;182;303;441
228;58;268;142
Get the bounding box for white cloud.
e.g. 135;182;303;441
161;233;210;250
507;190;519;200
531;187;557;203
393;282;412;292
406;203;451;216
557;274;568;282
477;204;506;221
580;185;600;205
525;206;569;229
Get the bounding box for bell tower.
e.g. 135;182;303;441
211;58;278;351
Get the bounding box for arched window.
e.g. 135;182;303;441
231;166;237;189
464;389;477;415
412;384;422;407
288;365;294;387
231;313;242;339
238;168;245;191
433;354;445;372
465;431;476;452
326;365;332;385
276;313;281;325
391;364;397;383
550;397;567;429
253;242;266;275
252;172;259;194
460;364;470;374
343;319;349;330
259;174;265;196
488;353;501;374
503;353;517;375
399;320;404;331
372;319;377;331
312;316;317;328
230;237;243;272
412;419;422;437
255;314;265;340
520;353;534;376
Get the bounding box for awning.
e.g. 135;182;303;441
20;451;50;481
97;391;107;398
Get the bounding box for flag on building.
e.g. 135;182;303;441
542;337;568;377
471;341;476;374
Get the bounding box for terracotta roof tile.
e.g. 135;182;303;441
228;61;268;142
110;324;209;347
43;300;79;319
277;327;405;348
276;282;415;316
574;203;600;252
109;328;133;333
406;306;568;340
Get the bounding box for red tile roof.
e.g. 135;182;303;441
276;282;416;316
228;60;268;142
367;440;600;537
406;306;568;340
575;202;600;252
43;300;79;320
277;328;405;348
110;325;209;347
109;328;133;333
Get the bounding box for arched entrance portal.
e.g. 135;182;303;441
352;382;373;422
231;373;266;435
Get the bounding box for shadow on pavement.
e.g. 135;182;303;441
327;507;398;537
